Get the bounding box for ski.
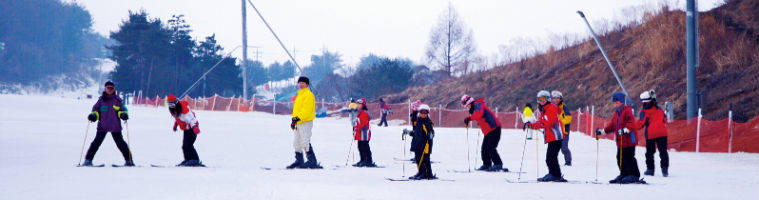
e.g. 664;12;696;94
385;177;455;182
447;169;526;174
111;164;141;167
77;164;105;167
505;179;648;185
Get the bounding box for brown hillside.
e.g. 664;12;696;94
385;0;759;122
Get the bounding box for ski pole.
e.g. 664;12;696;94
345;135;354;166
125;121;133;162
517;127;529;181
536;129;541;179
595;129;600;182
465;122;471;172
78;121;91;166
402;131;406;177
476;130;481;169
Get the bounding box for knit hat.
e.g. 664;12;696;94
612;92;626;103
104;81;115;87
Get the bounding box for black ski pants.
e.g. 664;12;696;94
546;140;563;177
617;146;640;177
357;140;372;162
85;131;131;161
378;113;388;126
481;128;503;166
645;137;669;170
183;130;200;161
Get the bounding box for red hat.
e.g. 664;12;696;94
167;94;177;102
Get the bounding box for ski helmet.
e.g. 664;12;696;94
551;90;563;99
612;92;626;103
460;95;474;106
640;90;656;102
537;90;551;102
418;104;431;112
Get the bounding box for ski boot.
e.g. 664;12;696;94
183;160;205;167
537;174;564;182
488;165;508;172
619;175;641;184
124;159;135;167
299;146;323;169
644;169;655;176
286;152;304;169
476;165;491;171
176;160;189;167
81;159;93;166
609;175;624;183
662;167;669;177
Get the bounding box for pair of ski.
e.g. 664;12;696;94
76;164;138;168
447;169;526;174
505;179;648;185
385;177;455;182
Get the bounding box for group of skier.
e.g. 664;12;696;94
80;77;670;184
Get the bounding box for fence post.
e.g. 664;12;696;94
728;110;733;153
579;107;583;132
591;106;594;134
272;93;276;114
696;108;702;153
515;106;519;129
407;99;411;125
438;104;442;126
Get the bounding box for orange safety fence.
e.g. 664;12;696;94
134;95;758;153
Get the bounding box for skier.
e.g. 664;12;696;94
407;104;435;179
167;94;204;167
522;103;536;140
551;90;573;166
528;90;567;182
83;81;133;166
377;98;390;127
595;92;643;184
406;100;422;162
352;98;377;167
287;76;322;169
461;95;507;172
638;90;669;177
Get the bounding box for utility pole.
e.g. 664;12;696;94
241;0;248;99
686;0;699;119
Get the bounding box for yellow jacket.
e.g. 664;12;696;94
522;107;536;123
557;102;572;134
292;87;316;123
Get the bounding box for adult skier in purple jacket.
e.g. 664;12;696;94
82;81;134;166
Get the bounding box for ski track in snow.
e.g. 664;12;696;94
1;94;757;199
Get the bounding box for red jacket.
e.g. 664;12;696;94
354;110;371;141
469;98;501;135
173;101;200;133
531;102;564;143
638;106;668;140
604;105;638;148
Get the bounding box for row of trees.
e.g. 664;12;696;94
109;12;241;97
0;0;110;89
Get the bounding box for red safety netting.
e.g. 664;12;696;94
133;95;757;153
569;108;758;153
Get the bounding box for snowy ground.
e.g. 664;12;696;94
1;94;757;200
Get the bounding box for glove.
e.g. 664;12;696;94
523;122;530;131
290;117;300;130
192;126;200;134
618;128;630;135
87;113;97;122
119;112;129;120
402;129;412;140
464;117;471;127
429;133;434;140
595;128;605;136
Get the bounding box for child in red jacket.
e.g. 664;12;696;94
596;92;642;184
352;98;377;167
167;94;204;167
638;90;669;177
529;90;566;182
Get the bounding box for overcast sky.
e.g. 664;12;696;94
70;0;724;67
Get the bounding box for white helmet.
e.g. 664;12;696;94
537;90;551;102
418;104;430;112
640;89;656;102
551;90;563;99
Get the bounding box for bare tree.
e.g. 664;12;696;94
425;3;478;77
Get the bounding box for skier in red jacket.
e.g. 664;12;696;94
353;98;377;167
167;94;204;167
461;94;507;172
529;90;566;182
638;90;669;177
596;92;643;184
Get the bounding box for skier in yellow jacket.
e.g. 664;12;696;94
287;76;322;169
552;90;572;166
522;103;536;140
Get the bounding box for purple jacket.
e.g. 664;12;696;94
92;92;126;132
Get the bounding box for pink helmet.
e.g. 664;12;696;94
460;94;474;106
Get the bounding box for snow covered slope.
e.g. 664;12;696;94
1;94;757;199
